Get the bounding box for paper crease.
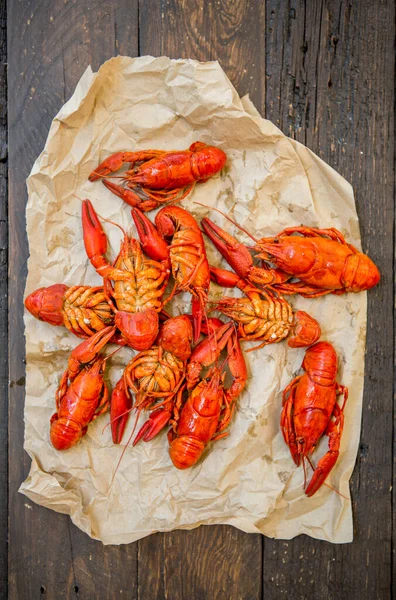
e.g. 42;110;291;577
21;56;365;545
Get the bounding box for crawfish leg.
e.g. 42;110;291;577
336;383;349;411
102;180;157;210
305;403;344;497
169;243;206;286
140;182;195;205
280;380;301;465
92;385;110;420
167;385;188;446
55;370;69;410
226;333;247;402
213;335;247;439
64;306;97;337
277;226;347;245
273;280;334;298
213;395;235;441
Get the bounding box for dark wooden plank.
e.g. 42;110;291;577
0;0;7;598
137;528;262;600
7;1;395;599
137;2;265;599
139;0;266;115
65;5;140;597
8;1;69;596
8;2;139;599
264;1;394;599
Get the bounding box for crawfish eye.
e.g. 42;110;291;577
297;438;304;444
205;377;211;383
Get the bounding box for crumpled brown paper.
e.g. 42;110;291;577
21;56;366;544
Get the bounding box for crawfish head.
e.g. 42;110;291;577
292;418;330;465
24;284;68;326
256;237;317;275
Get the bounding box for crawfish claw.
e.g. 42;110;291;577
305;450;339;497
131;208;169;262
201;218;253;279
209;265;241;288
82;199;108;261
102;179;143;208
111;378;133;444
133;407;172;446
89;152;134;181
68;325;116;377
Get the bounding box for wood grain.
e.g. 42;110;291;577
137;2;265;598
0;1;6;598
264;2;394;598
139;0;266;115
138;527;262;600
7;2;139;599
6;0;395;598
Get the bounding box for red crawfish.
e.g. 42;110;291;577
210;266;321;350
169;320;247;469
24;283;126;344
281;341;348;496
110;315;193;445
131;205;211;343
82;199;170;350
89;142;227;212
202;214;380;297
50;326;116;450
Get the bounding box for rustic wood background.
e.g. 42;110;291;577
3;0;394;598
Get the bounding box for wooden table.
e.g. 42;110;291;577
3;1;394;598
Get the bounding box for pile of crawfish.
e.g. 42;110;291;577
25;142;380;497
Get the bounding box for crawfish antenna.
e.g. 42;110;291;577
101;404;134;435
96;213;127;237
106;408;141;493
302;456;307;489
194;201;258;243
103;345;123;363
74;193;128;236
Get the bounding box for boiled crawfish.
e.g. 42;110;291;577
202;216;293;291
169;320;247;469
24;283;126;342
202;216;380;297
82;199;170;350
50;326;116;450
210;266;321;350
281;341;348;496
111;315;193;445
152;205;211;343
89;142;227;212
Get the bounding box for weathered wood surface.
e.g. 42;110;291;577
264;2;395;599
0;0;7;598
5;1;394;599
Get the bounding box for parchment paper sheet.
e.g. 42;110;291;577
21;56;366;544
